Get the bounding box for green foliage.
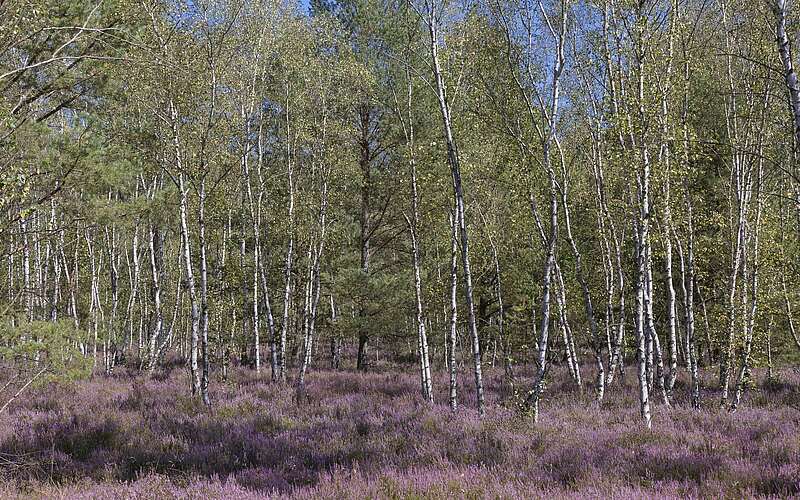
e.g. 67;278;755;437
0;318;92;383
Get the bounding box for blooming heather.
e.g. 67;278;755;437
0;365;798;498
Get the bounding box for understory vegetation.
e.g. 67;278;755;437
1;364;799;499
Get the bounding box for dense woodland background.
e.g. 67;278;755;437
2;0;800;438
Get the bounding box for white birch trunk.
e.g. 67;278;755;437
425;1;484;414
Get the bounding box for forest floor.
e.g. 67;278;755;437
0;361;799;499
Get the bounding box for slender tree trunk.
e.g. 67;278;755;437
396;58;433;403
675;224;700;410
606;225;626;386
633;218;652;428
299;157;329;391
279;86;295;382
21;217;31;322
426;4;484;415
126;219;141;357
106;224;120;373
554;262;580;389
560;182;602;400
329;294;340;369
356;106;372;372
718;1;752;407
775;0;800;148
85;228;100;367
480;212;512;382
720;195;745;406
49;202;61;323
241;104;261;375
733;109;767;410
448;210;459;411
178;173;201;396
766;314;774;381
408;207;433;403
198;178;210;406
663;220;678;401
527;178;558;421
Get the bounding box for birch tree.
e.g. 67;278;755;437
418;0;485;415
